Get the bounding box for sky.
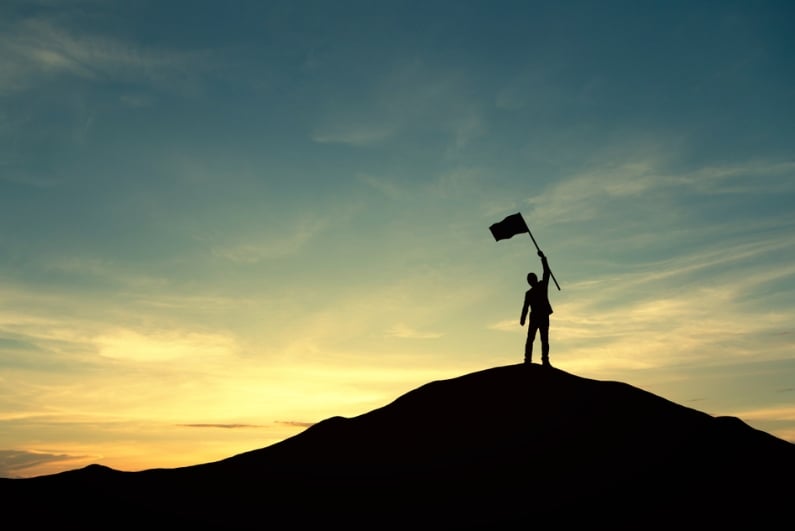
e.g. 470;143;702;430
1;0;794;478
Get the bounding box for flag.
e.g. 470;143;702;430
489;212;529;241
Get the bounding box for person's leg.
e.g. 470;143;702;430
539;323;550;366
525;322;538;364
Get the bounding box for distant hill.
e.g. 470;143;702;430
2;364;793;529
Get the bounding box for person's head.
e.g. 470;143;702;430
527;272;538;286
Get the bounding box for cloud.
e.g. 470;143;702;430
94;328;237;363
0;16;210;94
209;217;327;264
0;308;99;371
178;423;263;429
0;169;59;188
385;323;443;340
311;121;397;147
357;174;405;199
276;420;315;428
357;166;489;203
732;405;795;423
310;58;486;150
488;319;521;333
0;449;92;478
525;158;668;224
770;428;795;444
526;158;795;226
430;167;487;200
570;237;795;304
119;93;154;108
670;160;795;195
44;256;169;290
495;68;565;112
0;335;42;353
555;288;792;374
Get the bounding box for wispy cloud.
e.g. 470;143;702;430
385;323;443;340
357;174;405;199
44;256;169;290
311;121;397;147
276;420;314;428
671;160;795;194
310;58;486;150
178;423;263;429
94;328;237;363
527;158;795;226
0;17;210;93
209;217;328;263
119;92;154;108
0;449;92;478
526;159;663;224
732;405;795;423
0;308;99;370
357;166;490;204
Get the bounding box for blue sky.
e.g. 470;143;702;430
1;0;794;477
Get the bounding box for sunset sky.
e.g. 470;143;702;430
2;0;794;478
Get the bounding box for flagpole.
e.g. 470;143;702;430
526;230;561;291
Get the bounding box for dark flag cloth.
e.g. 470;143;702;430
489;212;529;241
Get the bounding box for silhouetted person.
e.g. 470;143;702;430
520;251;553;366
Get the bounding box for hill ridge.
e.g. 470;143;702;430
2;363;793;529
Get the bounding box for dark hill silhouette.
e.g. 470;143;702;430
2;364;793;529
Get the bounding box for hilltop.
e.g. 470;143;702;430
2;364;793;529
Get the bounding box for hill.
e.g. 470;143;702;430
2;364;793;529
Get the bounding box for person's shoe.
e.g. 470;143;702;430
542;358;551;368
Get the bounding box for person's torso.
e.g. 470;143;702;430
526;282;553;315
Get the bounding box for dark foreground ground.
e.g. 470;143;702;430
2;364;793;530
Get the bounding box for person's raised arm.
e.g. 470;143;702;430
539;251;551;283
